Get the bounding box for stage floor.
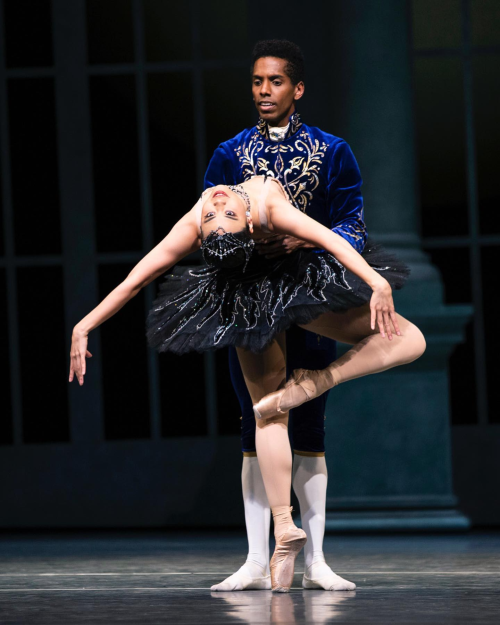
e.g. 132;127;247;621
0;530;498;624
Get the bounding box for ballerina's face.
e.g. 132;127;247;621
201;186;247;237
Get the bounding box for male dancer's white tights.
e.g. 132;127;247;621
210;455;271;591
293;454;355;590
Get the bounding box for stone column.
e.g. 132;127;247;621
322;0;471;530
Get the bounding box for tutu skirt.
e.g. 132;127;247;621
146;239;410;355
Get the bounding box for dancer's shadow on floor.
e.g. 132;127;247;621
210;589;356;624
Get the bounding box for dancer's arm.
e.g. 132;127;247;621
69;210;200;385
268;195;400;338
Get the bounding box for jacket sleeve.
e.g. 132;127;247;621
204;144;237;188
326;140;367;253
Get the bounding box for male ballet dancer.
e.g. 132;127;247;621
205;40;364;591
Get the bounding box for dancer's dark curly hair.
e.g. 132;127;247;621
251;39;305;85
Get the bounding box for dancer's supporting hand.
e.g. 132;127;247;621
370;278;401;340
69;327;92;385
255;234;315;258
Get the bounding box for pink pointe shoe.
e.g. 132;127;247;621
270;524;307;592
253;368;334;420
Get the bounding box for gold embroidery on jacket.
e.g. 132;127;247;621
234;129;329;212
333;212;366;242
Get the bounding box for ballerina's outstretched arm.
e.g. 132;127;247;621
69;208;200;386
266;191;400;340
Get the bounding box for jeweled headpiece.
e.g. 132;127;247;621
227;184;251;213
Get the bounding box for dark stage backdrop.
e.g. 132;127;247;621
0;0;498;527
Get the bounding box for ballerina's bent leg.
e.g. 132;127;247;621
253;304;426;419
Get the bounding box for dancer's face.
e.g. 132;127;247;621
252;57;304;127
201;186;247;236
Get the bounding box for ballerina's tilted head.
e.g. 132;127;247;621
196;176;291;270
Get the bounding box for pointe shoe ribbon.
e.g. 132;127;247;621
253;369;316;420
289;369;320;400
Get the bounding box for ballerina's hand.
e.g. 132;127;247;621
370;280;401;340
69;327;92;386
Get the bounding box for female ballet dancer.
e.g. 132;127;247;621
69;174;426;592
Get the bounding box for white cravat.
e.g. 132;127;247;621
268;122;290;142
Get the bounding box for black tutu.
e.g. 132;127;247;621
146;239;410;355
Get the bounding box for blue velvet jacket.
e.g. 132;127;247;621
204;111;367;252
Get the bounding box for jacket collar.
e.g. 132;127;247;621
257;111;302;140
